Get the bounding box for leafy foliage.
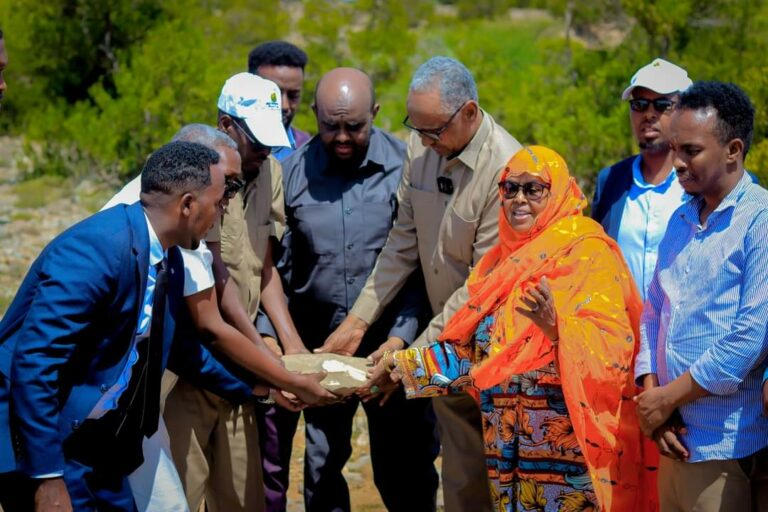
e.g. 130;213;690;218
1;0;767;188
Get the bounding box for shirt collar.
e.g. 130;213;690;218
142;210;165;265
320;127;387;174
680;170;751;226
631;155;678;191
455;110;491;171
286;126;297;150
713;170;752;213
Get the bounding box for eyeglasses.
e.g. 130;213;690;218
498;181;550;200
629;98;676;114
232;118;270;152
402;102;467;141
224;176;245;199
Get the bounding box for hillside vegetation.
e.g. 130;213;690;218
1;0;767;193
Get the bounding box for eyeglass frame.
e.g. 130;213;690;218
223;176;245;200
497;180;551;201
628;97;676;114
402;101;467;141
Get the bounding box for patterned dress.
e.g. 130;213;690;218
398;315;598;512
474;317;598;512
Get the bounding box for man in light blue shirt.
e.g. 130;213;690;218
592;58;692;300
634;81;768;511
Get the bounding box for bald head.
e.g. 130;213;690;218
312;67;380;166
314;67;375;111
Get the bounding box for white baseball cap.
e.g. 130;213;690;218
621;58;693;100
217;72;290;147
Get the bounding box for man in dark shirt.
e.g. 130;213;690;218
258;68;439;512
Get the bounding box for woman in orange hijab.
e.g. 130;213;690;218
378;146;657;511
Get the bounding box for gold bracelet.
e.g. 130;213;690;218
381;350;395;373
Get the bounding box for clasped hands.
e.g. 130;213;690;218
634;377;689;461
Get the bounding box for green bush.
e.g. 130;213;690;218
1;0;767;191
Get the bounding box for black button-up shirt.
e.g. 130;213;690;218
257;128;428;354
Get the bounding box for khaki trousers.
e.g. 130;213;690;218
433;393;493;512
164;378;264;512
659;454;767;512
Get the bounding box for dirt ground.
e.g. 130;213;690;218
287;409;444;511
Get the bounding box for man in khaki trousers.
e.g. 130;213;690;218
164;73;310;512
322;56;522;512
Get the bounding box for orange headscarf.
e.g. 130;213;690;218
436;146;657;511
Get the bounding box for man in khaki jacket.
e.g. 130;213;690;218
321;56;522;512
165;73;311;512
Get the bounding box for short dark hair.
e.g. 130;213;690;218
248;41;307;73
0;29;4;39
678;81;755;156
141;141;219;195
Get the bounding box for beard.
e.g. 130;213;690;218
639;140;671;154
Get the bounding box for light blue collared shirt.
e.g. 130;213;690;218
271;125;297;162
636;172;768;461
87;211;164;419
616;157;688;301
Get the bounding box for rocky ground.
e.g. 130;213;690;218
0;136;443;511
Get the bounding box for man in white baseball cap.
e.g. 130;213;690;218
621;57;692;100
592;58;692;302
218;72;291;146
164;72;312;512
216;72;290;178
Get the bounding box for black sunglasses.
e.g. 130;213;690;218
629;98;676;114
402;101;467;141
498;181;550;200
224;177;245;199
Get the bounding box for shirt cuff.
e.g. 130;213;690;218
255;312;278;340
634;350;653;387
689;352;741;396
179;243;215;297
350;298;379;326
387;316;419;346
31;472;64;479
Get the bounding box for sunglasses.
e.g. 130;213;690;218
224;177;245;199
402;101;467;142
498;181;550;200
629;98;676;114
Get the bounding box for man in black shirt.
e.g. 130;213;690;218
258;67;439;512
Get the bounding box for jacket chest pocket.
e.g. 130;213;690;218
442;206;478;265
220;215;246;271
408;185;440;244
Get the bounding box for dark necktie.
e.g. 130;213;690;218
141;258;167;436
113;258;167;439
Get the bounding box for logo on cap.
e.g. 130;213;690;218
267;91;279;110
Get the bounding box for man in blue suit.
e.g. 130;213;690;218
0;141;257;511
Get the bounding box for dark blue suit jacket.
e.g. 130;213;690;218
0;202;252;476
591;155;635;239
